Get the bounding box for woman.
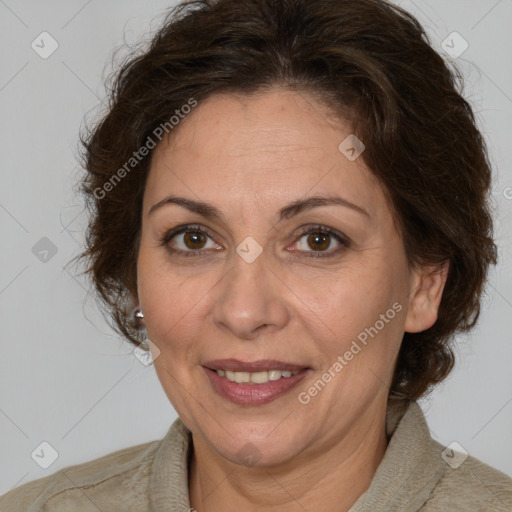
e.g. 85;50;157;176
2;0;511;510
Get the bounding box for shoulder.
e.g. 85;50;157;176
365;401;512;511
423;440;512;511
0;438;161;512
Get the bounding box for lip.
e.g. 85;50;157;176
203;359;309;372
202;363;311;406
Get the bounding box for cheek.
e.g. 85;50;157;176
299;263;398;332
301;265;405;379
137;249;218;347
316;281;404;398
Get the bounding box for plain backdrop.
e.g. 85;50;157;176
1;0;511;496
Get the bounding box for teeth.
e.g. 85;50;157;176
250;371;271;384
268;370;282;381
234;372;250;383
216;369;300;384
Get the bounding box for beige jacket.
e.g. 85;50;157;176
1;401;511;511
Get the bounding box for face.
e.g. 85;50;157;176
137;88;444;468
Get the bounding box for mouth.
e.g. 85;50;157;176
202;359;311;405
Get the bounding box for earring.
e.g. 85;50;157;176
133;306;145;332
132;306;153;365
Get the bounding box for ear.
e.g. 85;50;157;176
404;260;450;333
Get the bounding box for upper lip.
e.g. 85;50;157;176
203;359;309;372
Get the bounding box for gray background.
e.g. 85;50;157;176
1;0;511;496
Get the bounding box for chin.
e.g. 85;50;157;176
198;420;307;468
221;436;302;468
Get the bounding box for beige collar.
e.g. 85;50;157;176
148;401;444;511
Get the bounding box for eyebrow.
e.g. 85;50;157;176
148;194;369;222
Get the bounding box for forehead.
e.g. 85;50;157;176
155;89;348;159
144;89;386;219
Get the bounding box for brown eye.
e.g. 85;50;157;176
293;225;349;258
161;225;220;257
307;232;331;251
183;231;208;249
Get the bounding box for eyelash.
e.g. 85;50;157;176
159;224;350;259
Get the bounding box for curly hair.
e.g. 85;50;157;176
77;0;498;403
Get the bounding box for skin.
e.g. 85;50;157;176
136;87;449;512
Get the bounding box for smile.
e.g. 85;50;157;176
202;359;311;405
215;369;300;384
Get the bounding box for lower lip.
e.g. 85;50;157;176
203;367;310;406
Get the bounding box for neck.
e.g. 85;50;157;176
188;405;389;512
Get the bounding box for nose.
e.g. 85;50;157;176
212;248;291;340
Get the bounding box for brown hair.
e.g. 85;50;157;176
77;0;498;403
